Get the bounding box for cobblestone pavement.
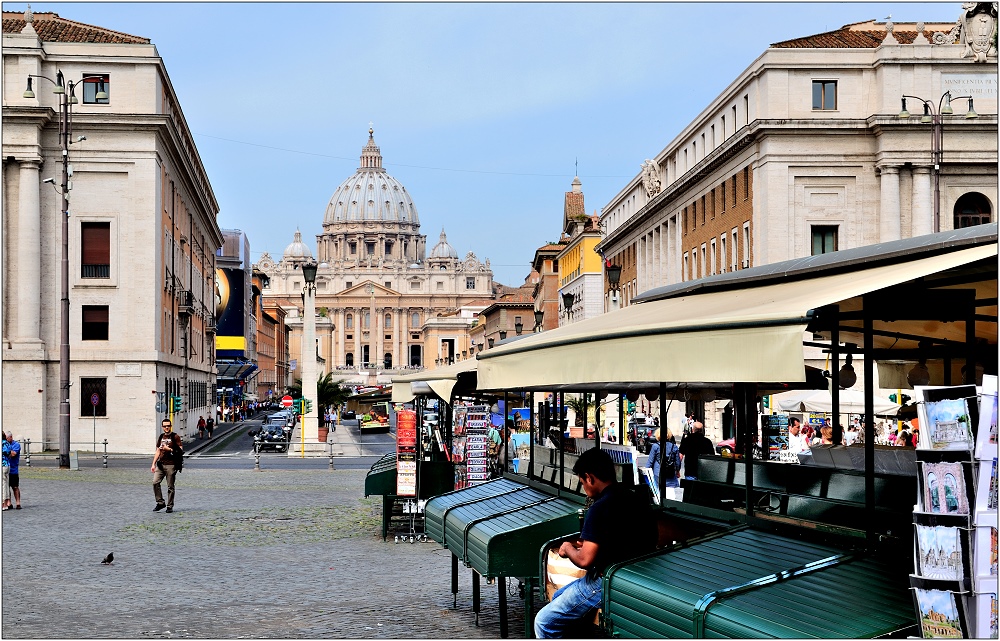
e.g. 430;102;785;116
1;466;530;639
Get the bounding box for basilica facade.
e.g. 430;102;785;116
257;130;494;387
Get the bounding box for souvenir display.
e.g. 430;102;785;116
975;526;998;581
977;457;999;525
977;375;998;461
920;462;971;515
916;525;967;581
920;397;975;451
914;587;967;638
464;405;491;486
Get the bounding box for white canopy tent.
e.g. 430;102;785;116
390;358;477;404
772;388;900;415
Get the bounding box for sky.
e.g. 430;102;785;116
14;1;964;286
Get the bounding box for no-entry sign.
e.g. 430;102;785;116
281;395;294;408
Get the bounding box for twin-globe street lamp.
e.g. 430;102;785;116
899;91;978;233
24;72;107;469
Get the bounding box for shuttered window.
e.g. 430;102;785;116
82;305;109;340
81;222;110;278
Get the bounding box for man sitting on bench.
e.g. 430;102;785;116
534;448;657;638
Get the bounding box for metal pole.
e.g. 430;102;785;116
102;439;108;468
933;113;941;233
58;87;71;469
24;439;31;468
93;404;97;457
831;307;841;445
863;296;876;549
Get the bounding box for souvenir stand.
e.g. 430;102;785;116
468;224;997;638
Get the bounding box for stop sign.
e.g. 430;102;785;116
281;395;293;408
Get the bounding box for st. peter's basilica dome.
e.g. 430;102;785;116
282;228;313;262
322;128;419;225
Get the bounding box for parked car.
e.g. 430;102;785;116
629;422;656;454
342;409;356;420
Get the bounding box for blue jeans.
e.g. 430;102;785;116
533;573;602;638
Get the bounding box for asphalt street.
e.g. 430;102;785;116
1;419;531;639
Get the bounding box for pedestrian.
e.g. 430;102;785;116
533;448;656;638
678;421;715;480
197;415;206;439
205;416;215;439
787;418;809;454
5;432;21;509
151;418;183;513
646;428;680;490
1;435;11;511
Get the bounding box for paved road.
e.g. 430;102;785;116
1;464;530;638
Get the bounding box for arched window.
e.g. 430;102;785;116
385;313;392;329
954;192;993;229
345;352;354;367
411;312;420;328
345;314;353;330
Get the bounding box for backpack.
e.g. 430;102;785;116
662;442;680;476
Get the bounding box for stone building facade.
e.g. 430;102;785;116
257;130;494;386
2;10;222;452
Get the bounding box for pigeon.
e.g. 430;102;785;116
100;553;114;565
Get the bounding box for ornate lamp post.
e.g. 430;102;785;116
514;320;524;335
299;260;319;450
562;292;575;321
606;263;622;311
533;309;544;333
24;71;105;469
899;91;978;233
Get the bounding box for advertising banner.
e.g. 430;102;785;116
396;409;417;496
215;267;246;358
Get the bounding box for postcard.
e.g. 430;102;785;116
914;588;966;638
921;461;971;515
977;458;998;525
971;580;998;640
975;526;998;579
916;525;966;581
978;375;998;461
920;397;975;451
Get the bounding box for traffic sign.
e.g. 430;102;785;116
281;395;293;408
91;393;100;406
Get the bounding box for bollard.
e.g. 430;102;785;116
23;439;30;468
328;439;335;470
254;449;261;471
102;439;109;468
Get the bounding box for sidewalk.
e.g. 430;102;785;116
181;414;264;455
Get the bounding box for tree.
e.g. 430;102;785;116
565;395;587;427
290;373;352;419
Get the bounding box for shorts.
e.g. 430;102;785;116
8;473;18;488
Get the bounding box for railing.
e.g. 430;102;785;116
17;439;110;468
81;264;110;278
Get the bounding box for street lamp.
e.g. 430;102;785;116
562;292;575;319
24;71;105;469
606;263;622;311
488;337;495;348
499;330;507;340
533;309;544;333
899;92;978;233
299;259;319;452
514;320;523;335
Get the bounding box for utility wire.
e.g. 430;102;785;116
193;132;632;179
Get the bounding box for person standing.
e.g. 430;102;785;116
152;419;183;513
678;421;715;480
646;429;680;489
533;448;656;637
197;415;206;439
787;418;809;454
1;435;10;511
5;432;21;509
205;416;215;439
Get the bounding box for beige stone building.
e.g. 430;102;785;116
2;10;222;452
257;130;494;387
594;8;997;439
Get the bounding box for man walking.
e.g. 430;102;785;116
678;421;715;480
5;432;21;509
152;419;183;513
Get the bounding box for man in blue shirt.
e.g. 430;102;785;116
4;431;21;509
534;448;656;638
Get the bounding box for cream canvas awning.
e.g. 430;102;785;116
476;244;995;392
391;358;477;403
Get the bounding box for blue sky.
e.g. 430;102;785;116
20;2;963;285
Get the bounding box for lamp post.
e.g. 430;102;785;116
24;72;106;469
300;260;319;451
514;320;523;335
561;292;575;321
899;92;978;233
606;263;622;311
533;309;544;333
499;330;507;340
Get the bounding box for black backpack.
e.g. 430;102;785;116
662;442;680;476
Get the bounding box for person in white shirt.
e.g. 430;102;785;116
787;418;809;454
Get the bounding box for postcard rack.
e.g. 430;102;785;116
908;377;998;639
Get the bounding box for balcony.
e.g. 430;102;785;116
81;264;110;279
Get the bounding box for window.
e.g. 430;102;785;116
363;312;370;329
811;225;839;255
710;189;716;219
80;377;107;416
742;223;751;268
384;281;391;289
743;95;749;124
366;241;375;255
345;281;352;288
732;105;738;131
692;201;698;229
682;253;689;281
436;282;444;291
349;242;356;255
682;207;688;235
409;281;420;290
731;228;739;272
385;240;393;255
710;238;717;275
721;181;726;212
732;175;737;203
954;192;993;228
384;353;392;369
81;222;110;278
466;277;475;290
82;74;109;105
411;312;420;328
384;313;392;329
710;125;715;149
345;353;354;367
720;234;727;274
701;195;706;224
721;115;726;139
362;345;370;365
700;243;707;279
345;314;353;329
812;80;837;110
82;305;109;340
743;166;750;200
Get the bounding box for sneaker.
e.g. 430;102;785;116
153;504;166;511
165;507;173;513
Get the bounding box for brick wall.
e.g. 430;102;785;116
682;162;754;278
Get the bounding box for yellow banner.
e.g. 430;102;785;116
216;336;246;350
